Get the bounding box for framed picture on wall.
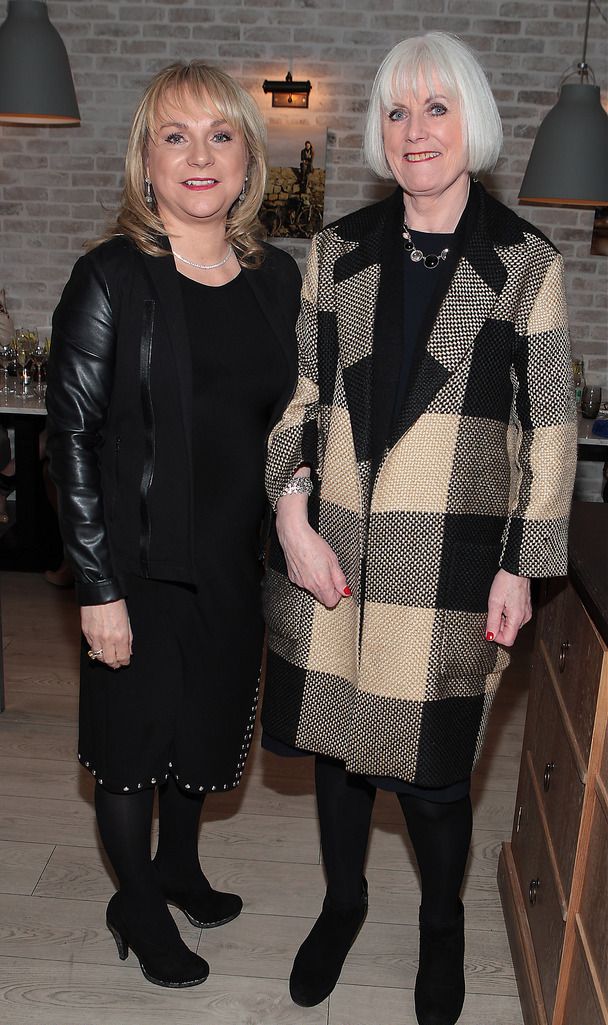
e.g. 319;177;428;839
260;123;327;240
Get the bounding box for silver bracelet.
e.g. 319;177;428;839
281;475;314;497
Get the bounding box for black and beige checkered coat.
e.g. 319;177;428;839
262;182;577;787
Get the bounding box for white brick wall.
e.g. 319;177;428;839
0;0;606;393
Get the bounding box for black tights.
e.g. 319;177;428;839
315;756;472;924
95;775;209;917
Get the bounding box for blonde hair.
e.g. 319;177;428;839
92;61;267;267
364;33;503;179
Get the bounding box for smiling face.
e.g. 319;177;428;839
145;89;248;234
381;73;468;203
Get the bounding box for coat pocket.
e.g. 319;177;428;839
261;567;304;641
440;609;501;680
439;541;503;680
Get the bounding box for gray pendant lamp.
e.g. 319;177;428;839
0;0;80;125
519;0;607;207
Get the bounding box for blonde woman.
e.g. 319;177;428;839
46;62;300;988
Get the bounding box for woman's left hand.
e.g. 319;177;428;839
485;569;532;647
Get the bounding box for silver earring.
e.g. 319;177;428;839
144;178;154;206
239;175;248;203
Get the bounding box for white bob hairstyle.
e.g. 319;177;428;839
364;32;503;179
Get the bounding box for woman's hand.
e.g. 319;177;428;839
485;569;532;647
276;494;349;609
81;599;133;669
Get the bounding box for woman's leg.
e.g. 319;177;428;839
316;755;376;908
289;756;376;1006
153;774;242;927
397;792;472;1025
95;784;208;986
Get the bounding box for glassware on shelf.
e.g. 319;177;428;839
29;335;48;396
0;341;15;396
14;328;37;394
581;385;602;419
572;358;586;411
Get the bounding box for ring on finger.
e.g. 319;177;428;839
87;648;104;660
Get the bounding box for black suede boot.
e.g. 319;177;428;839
414;900;465;1025
106;891;209;988
153;858;243;929
289;879;368;1007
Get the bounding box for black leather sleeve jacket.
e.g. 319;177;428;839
46;236;301;607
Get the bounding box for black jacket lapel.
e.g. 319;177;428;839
243;252;298;431
140;246;193;474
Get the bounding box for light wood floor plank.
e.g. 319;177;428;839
0;721;77;762
329;983;523;1025
0;841;55;896
0;957;328;1025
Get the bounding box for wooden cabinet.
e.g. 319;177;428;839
498;561;608;1025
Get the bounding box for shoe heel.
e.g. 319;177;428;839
107;918;129;961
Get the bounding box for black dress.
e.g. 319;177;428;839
78;271;288;794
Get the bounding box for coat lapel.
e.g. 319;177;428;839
332;193;394;465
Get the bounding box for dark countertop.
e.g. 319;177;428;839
568;501;608;646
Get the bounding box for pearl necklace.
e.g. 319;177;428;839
172;246;233;271
402;220;449;270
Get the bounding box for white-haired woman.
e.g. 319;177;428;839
46;62;301;988
262;32;576;1023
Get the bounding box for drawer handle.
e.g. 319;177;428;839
558;640;570;672
543;761;555;791
529;878;540;906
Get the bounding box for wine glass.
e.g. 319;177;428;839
0;341;15;395
15;328;36;393
29;335;48;396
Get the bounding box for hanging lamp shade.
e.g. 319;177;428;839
519;83;608;206
0;0;80;125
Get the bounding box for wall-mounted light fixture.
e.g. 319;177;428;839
262;71;312;109
519;0;607;206
0;0;80;126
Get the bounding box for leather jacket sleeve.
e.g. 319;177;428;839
46;249;126;606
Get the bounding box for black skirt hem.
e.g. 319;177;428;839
77;753;244;795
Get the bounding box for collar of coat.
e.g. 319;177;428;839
326;179;531;460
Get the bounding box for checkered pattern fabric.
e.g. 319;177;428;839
262;184;577;786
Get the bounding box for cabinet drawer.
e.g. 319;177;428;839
561;936;605;1025
512;762;565;1021
548;582;603;768
578;794;608;1011
528;661;584;900
536;578;567;672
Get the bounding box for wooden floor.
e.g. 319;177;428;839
0;571;527;1025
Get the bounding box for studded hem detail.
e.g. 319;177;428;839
77;679;260;795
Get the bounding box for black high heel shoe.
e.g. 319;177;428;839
289;879;368;1007
106;892;209;988
161;886;243;929
153;860;243;928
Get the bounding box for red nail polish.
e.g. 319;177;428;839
343;586;352;596
486;631;494;641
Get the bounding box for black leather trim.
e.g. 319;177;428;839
138;299;156;576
